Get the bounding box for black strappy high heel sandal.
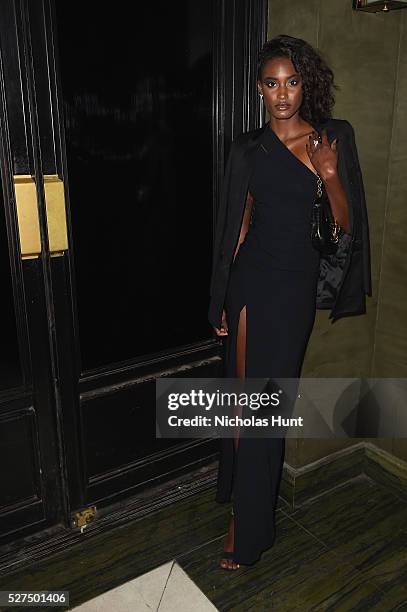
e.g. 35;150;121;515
219;507;240;571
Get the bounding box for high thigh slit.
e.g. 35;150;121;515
215;125;321;566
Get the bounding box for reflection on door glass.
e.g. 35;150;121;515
0;180;23;389
55;2;213;371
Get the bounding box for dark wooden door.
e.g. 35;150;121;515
0;0;266;545
0;0;67;543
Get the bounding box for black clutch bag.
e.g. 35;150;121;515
311;174;342;255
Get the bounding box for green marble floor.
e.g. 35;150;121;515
0;476;406;611
179;477;407;610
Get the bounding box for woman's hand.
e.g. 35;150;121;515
306;127;351;233
213;309;228;336
306;128;338;181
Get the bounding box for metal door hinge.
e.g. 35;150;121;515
72;506;97;531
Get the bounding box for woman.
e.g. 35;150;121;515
208;35;372;570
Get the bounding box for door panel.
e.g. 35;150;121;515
0;182;22;390
0;407;42;507
55;1;214;372
50;0;224;511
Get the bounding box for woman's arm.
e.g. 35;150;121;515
306;128;351;234
233;192;254;261
322;173;351;235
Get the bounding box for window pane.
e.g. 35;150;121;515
55;1;213;371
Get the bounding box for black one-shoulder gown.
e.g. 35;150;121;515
216;125;321;565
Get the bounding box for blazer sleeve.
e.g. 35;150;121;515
209;140;237;296
344;120;373;298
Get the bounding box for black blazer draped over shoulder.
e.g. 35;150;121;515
208;118;372;330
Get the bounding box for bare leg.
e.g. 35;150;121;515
220;305;246;570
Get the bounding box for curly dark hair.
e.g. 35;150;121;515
257;35;337;125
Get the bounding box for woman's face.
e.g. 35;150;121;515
257;56;303;121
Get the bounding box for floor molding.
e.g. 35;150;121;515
280;442;407;510
364;442;407;502
280;442;366;510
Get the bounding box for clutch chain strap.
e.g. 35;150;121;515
316;173;340;242
316;173;323;198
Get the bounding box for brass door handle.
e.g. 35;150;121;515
13;174;69;259
14;175;41;260
43;174;68;256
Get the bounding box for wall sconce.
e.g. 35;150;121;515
353;0;407;11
